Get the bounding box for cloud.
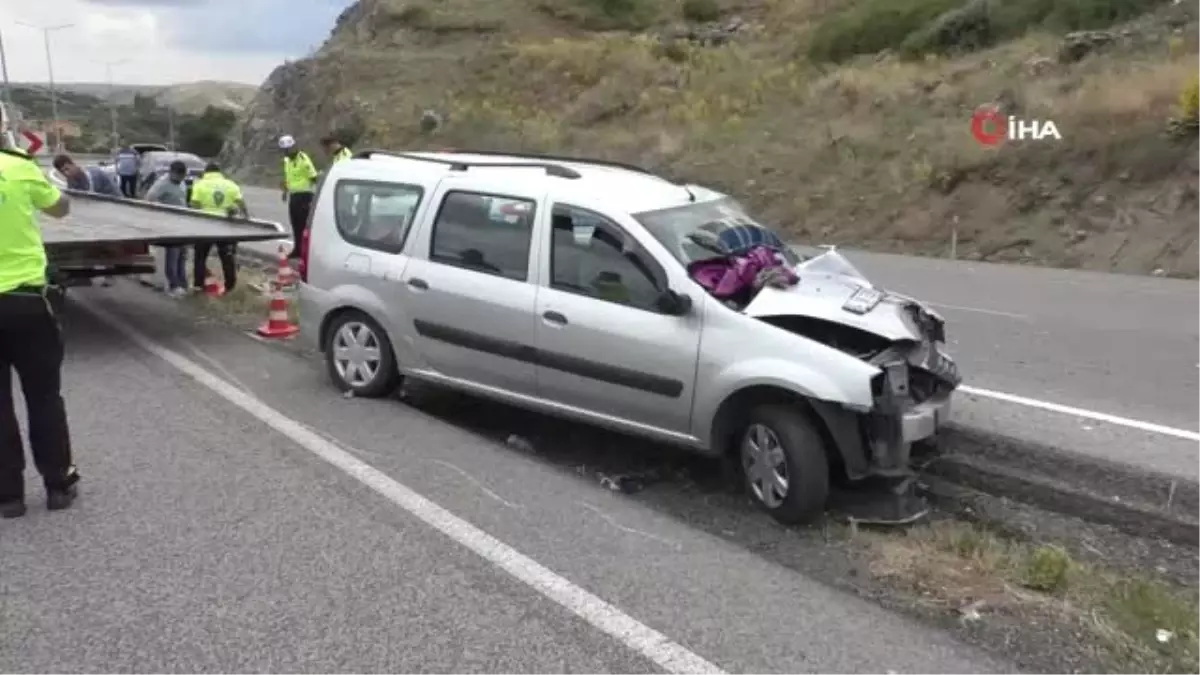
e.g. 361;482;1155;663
167;0;350;54
77;0;352;54
0;0;354;85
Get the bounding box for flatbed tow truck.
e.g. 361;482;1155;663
44;188;286;286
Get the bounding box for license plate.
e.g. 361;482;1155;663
843;286;885;314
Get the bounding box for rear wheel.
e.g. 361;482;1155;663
739;404;830;525
324;311;400;398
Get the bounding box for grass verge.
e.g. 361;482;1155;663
863;520;1199;673
182;267;300;329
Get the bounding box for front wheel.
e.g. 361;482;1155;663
739;404;830;525
324;311;400;398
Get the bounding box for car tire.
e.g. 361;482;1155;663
739;404;830;525
324;311;401;398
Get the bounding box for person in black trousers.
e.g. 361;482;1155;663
0;147;79;518
192;242;238;293
278;134;318;259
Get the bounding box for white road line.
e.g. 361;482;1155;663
926;302;1030;320
80;301;723;675
959;385;1200;442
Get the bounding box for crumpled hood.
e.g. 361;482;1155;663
743;250;945;342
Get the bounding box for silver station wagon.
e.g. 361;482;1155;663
297;150;961;523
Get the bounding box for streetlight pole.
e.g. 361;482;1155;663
16;21;74;152
0;30;12;111
100;58;130;152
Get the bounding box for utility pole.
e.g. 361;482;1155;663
16;21;74;153
167;105;175;150
0;30;12;149
101;58;129;152
0;30;12;110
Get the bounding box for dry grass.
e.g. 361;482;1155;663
866;521;1200;673
233;0;1199;275
184;267;299;328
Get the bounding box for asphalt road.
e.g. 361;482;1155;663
236;185;1200;481
0;283;1011;673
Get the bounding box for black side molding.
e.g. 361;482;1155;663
412;320;684;399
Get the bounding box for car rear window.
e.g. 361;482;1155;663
333;179;424;254
429;190;536;281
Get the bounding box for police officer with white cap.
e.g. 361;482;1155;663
0;144;80;518
278;134;318;259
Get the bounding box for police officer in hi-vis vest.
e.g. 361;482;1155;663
278;134;318;260
0;145;80;518
319;135;353;165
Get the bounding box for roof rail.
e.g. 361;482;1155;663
352;149;581;179
442;148;656;176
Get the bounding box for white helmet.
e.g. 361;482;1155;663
278;134;296;150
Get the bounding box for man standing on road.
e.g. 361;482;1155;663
190;162;249;294
114;145;140;198
145;160;191;297
52;154;119;287
279;134;317;259
0;146;80;518
320;135;353;165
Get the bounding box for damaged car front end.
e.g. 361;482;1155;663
745;250;961;487
635;197;961;524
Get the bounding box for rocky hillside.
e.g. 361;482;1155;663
221;0;1200;276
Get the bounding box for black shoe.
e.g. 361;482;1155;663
0;500;27;519
46;484;77;511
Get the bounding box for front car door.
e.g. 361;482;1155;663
400;179;544;397
533;202;701;437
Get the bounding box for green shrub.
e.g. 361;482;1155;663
1021;545;1072;593
900;0;996;57
682;0;722;22
1180;75;1199;123
583;0;656;27
809;0;1168;62
806;0;962;63
538;0;659;29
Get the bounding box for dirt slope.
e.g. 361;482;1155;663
220;0;1200;276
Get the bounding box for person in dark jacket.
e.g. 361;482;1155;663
52;154;119;287
53;154;120;196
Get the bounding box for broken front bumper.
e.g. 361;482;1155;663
865;348;958;477
902;393;951;443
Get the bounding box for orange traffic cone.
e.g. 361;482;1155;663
274;245;297;291
204;269;225;297
256;287;299;339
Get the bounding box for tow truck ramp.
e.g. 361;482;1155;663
43;190;286;280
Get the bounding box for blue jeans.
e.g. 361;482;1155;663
163;247;188;290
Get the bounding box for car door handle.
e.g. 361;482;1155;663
542;311;568;325
407;278;428;290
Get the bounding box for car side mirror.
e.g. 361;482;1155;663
656;289;693;316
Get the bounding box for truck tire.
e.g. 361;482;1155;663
324;311;400;398
739;404;830;525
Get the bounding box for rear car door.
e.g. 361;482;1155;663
400;180;543;396
325;178;426;351
534;203;701;434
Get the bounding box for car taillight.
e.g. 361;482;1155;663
299;220;313;282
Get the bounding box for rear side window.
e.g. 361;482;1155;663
429;190;536;281
333;179;424;254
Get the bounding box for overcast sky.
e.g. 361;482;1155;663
0;0;354;86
